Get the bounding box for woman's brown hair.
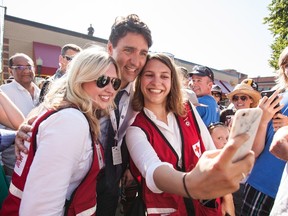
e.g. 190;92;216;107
132;53;186;116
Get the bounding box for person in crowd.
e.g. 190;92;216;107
125;53;254;215
224;82;261;215
208;122;229;149
0;47;121;215
178;66;204;107
0;53;40;179
97;14;152;216
190;65;220;126
272;46;288;93
211;84;225;110
269;125;288;215
38;43;82;103
219;108;235;128
208;122;235;215
227;82;261;110
5;76;14;84
14;14;153;216
35;77;46;89
178;66;190;88
241;46;288;215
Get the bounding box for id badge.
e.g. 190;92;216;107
112;146;122;165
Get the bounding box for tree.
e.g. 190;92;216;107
264;0;288;69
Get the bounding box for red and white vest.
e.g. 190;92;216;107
0;109;104;216
130;103;221;216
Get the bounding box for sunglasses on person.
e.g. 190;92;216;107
63;55;74;61
10;65;34;71
232;95;249;102
96;75;121;91
212;92;221;98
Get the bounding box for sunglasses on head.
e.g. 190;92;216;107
96;75;121;91
208;122;225;130
232;95;249;102
63;55;73;61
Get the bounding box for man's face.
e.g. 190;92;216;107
108;32;149;88
10;56;35;87
191;75;213;97
59;48;79;72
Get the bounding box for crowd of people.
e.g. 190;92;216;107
0;13;287;216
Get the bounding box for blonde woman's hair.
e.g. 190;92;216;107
34;46;120;138
132;53;186;116
274;46;288;92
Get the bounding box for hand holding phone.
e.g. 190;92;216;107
229;108;263;162
261;90;282;114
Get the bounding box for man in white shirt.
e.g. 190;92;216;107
0;53;40;178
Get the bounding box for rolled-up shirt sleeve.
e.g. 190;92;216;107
126;126;173;193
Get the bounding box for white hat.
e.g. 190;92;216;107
211;84;222;93
183;89;207;107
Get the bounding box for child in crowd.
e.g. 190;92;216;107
208;122;229;149
208;122;235;216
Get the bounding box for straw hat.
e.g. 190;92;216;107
227;83;261;108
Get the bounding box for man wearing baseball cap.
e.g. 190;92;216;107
211;84;225;110
190;65;220;126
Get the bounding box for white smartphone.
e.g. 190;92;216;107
229;107;263;162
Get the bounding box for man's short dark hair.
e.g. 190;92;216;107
109;14;153;48
61;44;82;56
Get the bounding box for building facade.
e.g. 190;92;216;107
2;14;273;92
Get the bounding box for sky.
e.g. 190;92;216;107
1;0;276;78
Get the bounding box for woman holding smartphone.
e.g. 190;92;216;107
125;53;254;216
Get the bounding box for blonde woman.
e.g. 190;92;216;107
1;47;121;215
273;46;288;93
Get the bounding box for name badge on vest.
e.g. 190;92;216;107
112;146;122;165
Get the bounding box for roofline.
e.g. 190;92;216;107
4;14;108;44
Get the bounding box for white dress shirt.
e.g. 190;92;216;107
125;103;215;193
19;108;93;216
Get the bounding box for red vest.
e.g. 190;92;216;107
130;103;221;216
0;109;104;216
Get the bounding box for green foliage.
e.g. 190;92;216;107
263;0;288;69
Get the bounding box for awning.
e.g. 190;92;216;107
220;80;234;93
214;80;230;94
33;42;61;76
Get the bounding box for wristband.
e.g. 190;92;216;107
183;173;193;199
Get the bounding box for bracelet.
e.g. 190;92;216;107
183;173;193;199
